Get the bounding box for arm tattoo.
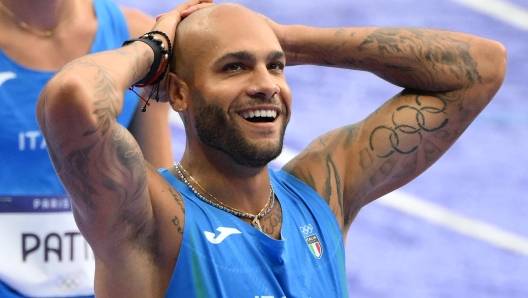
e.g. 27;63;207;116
169;188;185;235
291;127;358;217
84;69;121;137
357;28;482;89
64;143;99;212
171;216;183;235
52;60;146;221
369;93;449;158
323;155;342;210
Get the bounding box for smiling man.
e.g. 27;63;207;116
36;1;506;297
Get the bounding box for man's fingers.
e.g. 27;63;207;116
147;0;214;97
156;0;213;21
181;3;214;18
187;0;211;5
155;13;166;22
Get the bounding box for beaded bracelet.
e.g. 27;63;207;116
145;30;172;85
122;30;173;112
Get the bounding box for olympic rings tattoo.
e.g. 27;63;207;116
370;94;449;158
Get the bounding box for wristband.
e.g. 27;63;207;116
122;30;173;112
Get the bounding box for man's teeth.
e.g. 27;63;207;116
241;110;277;119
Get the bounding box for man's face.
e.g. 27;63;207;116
183;7;292;168
192;88;288;168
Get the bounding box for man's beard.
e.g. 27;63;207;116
193;96;287;168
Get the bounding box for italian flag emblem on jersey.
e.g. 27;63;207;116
305;234;323;259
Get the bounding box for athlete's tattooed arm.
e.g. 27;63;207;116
36;41;159;255
36;39;189;297
280;26;507;231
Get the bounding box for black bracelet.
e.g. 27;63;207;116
122;37;163;85
148;30;172;85
122;31;173;112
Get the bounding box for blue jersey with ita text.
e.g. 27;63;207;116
159;168;349;298
0;0;139;197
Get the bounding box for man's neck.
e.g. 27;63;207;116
177;150;273;215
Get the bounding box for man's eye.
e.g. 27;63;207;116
269;62;284;70
224;63;242;71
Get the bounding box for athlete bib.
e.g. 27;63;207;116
0;196;95;297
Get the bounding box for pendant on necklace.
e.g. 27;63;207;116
252;217;262;231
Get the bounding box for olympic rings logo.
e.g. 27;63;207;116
299;224;313;234
56;275;82;291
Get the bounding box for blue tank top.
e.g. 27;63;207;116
0;0;138;198
0;0;136;297
159;168;349;298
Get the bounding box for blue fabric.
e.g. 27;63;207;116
159;168;349;298
0;0;135;296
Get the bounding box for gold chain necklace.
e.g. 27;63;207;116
0;1;77;37
174;163;275;231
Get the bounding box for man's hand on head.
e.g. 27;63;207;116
256;12;283;38
143;0;213;102
152;0;214;58
155;0;214;22
181;0;214;18
253;11;290;63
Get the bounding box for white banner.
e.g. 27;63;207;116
0;212;95;297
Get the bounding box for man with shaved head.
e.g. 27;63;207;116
37;0;506;297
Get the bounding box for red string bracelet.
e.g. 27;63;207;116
122;30;172;112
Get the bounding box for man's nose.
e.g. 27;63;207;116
246;67;280;99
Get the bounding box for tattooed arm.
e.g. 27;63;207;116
36;38;174;294
279;25;507;232
36;2;212;296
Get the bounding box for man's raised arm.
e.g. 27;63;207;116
36;0;211;256
36;30;160;252
278;25;507;229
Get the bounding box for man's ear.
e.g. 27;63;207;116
167;72;189;112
